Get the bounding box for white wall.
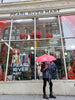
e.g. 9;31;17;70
0;0;1;3
0;80;75;95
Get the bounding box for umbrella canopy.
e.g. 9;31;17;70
35;54;56;62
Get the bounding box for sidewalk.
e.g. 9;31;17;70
0;95;75;100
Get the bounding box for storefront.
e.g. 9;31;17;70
0;0;75;95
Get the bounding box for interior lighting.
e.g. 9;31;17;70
31;46;34;50
71;45;75;49
14;19;33;23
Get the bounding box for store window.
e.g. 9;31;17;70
7;19;34;81
36;17;65;80
0;20;11;81
61;15;75;79
1;16;72;81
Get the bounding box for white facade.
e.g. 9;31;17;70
0;0;75;95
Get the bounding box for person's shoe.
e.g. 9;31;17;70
49;94;56;98
43;95;49;99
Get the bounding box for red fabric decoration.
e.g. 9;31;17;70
1;44;8;64
19;33;28;40
12;48;20;54
0;20;11;37
45;33;53;38
30;30;42;39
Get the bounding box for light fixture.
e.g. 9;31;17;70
31;46;34;50
71;45;75;49
65;52;67;56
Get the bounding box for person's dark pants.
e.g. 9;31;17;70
30;64;38;79
43;78;53;95
30;65;34;79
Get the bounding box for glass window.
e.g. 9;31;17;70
11;36;15;40
8;18;34;81
2;15;75;81
16;36;20;40
16;29;20;34
36;17;65;80
61;15;75;38
12;29;15;34
4;36;8;40
61;15;75;80
5;29;8;35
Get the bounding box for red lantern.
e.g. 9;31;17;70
30;30;42;48
12;48;20;54
19;33;28;40
45;33;53;43
30;30;42;39
45;33;53;38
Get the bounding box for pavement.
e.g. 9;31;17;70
0;95;75;100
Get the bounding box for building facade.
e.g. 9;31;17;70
0;0;75;95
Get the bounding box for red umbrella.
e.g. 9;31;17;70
12;48;20;54
35;54;56;62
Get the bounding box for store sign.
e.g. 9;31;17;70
10;9;60;17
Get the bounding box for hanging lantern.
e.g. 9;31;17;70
30;30;42;48
45;33;53;43
19;33;28;43
12;48;20;54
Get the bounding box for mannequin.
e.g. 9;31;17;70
20;52;29;66
12;50;19;64
29;51;35;80
67;62;71;72
12;50;20;80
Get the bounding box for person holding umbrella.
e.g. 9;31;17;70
41;61;56;99
35;50;56;99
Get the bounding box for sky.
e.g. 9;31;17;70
3;0;19;3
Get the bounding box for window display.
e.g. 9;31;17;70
0;15;75;81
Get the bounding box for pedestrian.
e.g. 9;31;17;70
41;62;56;99
50;61;59;79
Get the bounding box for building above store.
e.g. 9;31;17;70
0;0;75;19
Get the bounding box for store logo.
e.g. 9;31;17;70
10;9;60;17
